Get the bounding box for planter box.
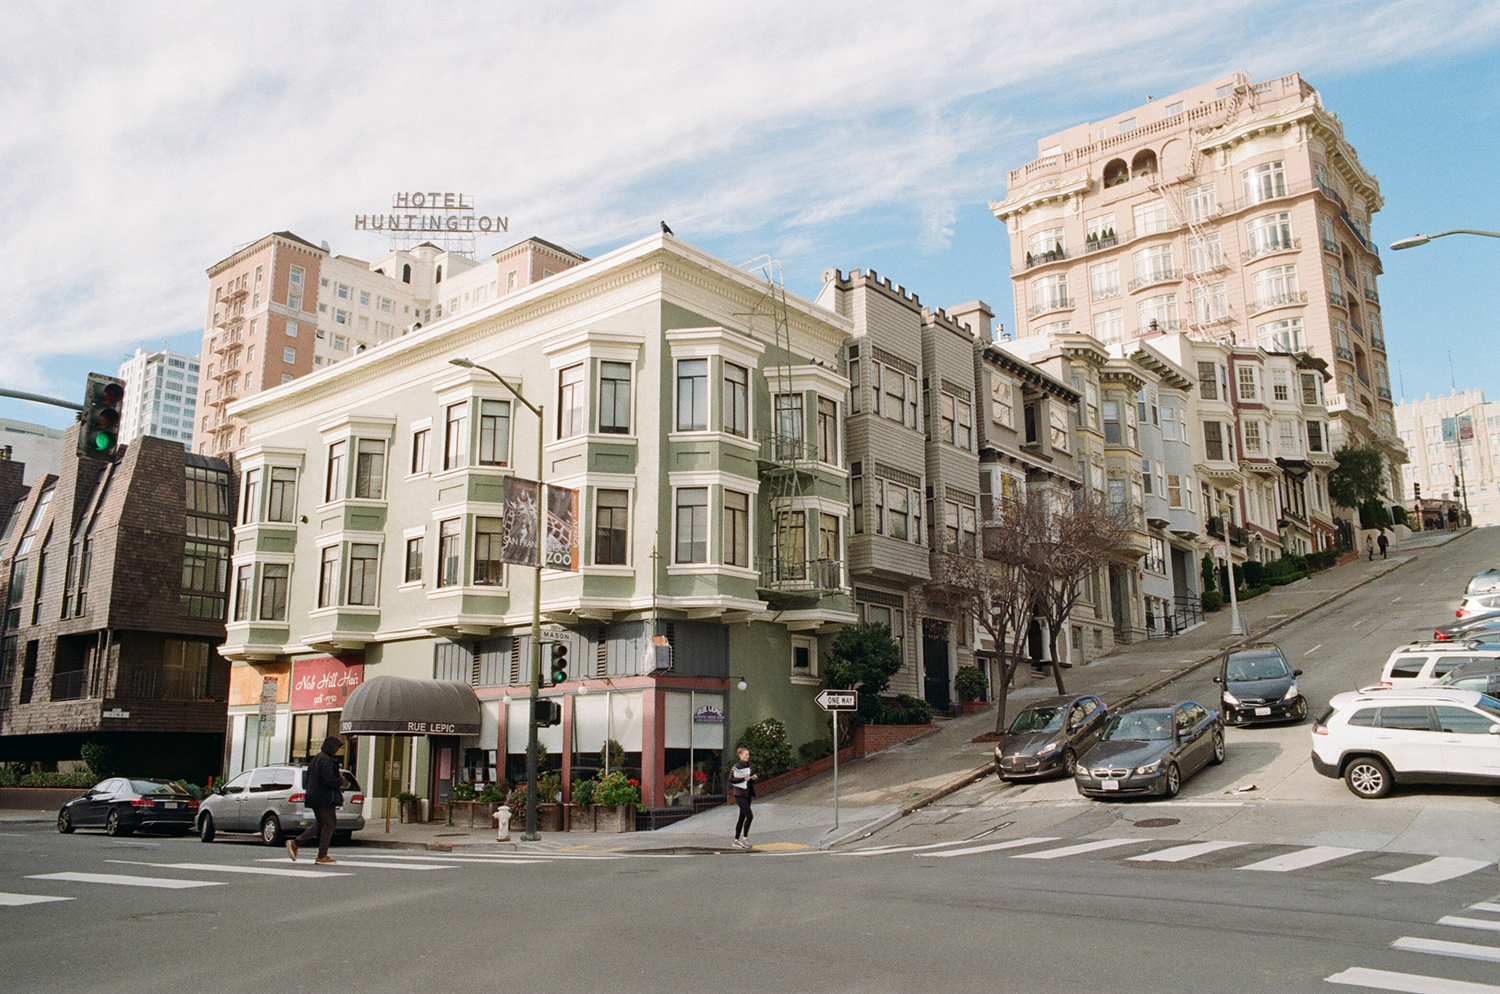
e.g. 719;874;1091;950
754;746;857;798
594;803;634;833
960;700;990;714
447;800;500;827
852;723;936;757
0;787;89;812
398;799;423;824
567;804;596;833
537;803;564;833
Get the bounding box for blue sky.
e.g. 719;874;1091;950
3;1;1498;431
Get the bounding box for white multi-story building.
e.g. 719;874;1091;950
1396;389;1500;528
117;347;201;450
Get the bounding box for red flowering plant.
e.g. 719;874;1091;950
662;774;686;796
591;771;642;808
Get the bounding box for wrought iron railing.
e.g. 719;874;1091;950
50;670;88;702
1246;290;1306;315
756;557;842;593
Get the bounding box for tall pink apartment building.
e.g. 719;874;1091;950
992;71;1406;504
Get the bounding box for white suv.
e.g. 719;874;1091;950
1377;641;1500;689
1311;688;1500;798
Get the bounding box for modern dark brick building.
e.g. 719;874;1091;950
0;432;234;780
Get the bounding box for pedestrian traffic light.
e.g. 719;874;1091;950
549;641;569;685
78;373;125;461
533;699;561;727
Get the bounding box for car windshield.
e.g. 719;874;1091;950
1008;707;1065;734
1225;651;1291;681
1101;713;1173;741
131;780;187;795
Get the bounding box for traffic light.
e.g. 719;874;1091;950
1414;483;1421;499
78;373;125;461
533;699;561;728
549;641;569;685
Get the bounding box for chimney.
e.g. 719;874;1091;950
946;300;994;343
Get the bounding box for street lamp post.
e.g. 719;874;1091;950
1219;499;1243;638
1390;229;1500;251
449;358;546;841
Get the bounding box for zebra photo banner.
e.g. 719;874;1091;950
500;477;578;571
545;484;580;572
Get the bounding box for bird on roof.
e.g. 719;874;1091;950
660;221;673;235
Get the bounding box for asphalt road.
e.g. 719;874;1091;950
1;532;1497;994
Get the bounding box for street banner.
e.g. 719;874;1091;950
1459;415;1474;441
1442;417;1456;442
545;483;579;572
500;476;540;567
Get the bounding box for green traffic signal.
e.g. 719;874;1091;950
78;374;125;462
549;641;569;684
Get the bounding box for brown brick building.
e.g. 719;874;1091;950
0;433;234;780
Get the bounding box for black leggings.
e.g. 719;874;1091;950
734;794;753;838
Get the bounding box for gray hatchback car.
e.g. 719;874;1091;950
197;765;365;845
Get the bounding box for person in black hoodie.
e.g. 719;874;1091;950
288;735;344;864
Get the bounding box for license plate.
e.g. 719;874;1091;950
167;802;180;809
1254;707;1272;716
1101;780;1120;791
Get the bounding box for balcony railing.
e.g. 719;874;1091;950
1091;286;1121;303
1084;233;1118;253
1364;287;1379;303
1128;269;1179;292
756;430;816;469
1377;385;1392;400
1245;237;1301;261
1246;290;1307;315
1371;333;1386;352
1327;288;1347;308
1320;236;1340;255
1206;515;1226;539
1350;319;1365;338
1335;346;1354;362
1357;368;1371;387
1228;523;1249;547
1024;248;1068;270
117;666;211;701
1028;296;1072;318
756;557;842;595
50;669;88;702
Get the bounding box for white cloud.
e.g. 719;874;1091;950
1;0;1497;395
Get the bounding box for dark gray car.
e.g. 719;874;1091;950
1215;643;1305;725
994;694;1109;780
1075;701;1224;799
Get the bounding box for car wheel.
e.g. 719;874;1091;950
1210;729;1225;765
1344;757;1392;799
104;808;132;837
1162;763;1181;798
1291;698;1308;722
198;813;216;843
1063;749;1078;776
57;810;74;834
260;814;283;846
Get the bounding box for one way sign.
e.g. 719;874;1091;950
815;689;857;712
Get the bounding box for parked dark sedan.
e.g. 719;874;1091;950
1436;659;1500;695
57;778;198;836
1215;643;1305;725
994;694;1109;780
1433;614;1500;640
1075;701;1224;799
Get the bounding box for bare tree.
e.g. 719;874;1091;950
1029;490;1137;693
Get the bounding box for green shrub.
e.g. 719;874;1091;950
80;741;125;779
537;772;562;803
570;778;594;806
736;717;794;779
451;782;476;801
825;622;904;699
798;739;834;765
954;665;989;703
1237;584;1272;601
1201;554;1218;595
1242;561;1265;587
9;771;98;789
591;771;641;807
1392;505;1409;526
478;782;507;803
868;694;934;726
1202;590;1223;613
1266;571;1306;586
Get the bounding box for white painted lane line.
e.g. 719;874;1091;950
333;852;611;862
1392;936;1500;964
108;860;351;879
1306;644;1323;655
1392;597;1403;603
1439;917;1500;933
849;839;1004;856
1013;838;1144;860
926;837;1060;858
1127;840;1248;863
1326;966;1500;992
1375;857;1494;885
1470;901;1500;914
253;858;458;870
27;872;223;890
1240;845;1362;872
1353;620;1366;628
0;892;73;906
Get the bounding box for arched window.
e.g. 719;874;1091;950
1131;149;1158;179
402;264;411;284
1102;159;1129;188
435;265;443;284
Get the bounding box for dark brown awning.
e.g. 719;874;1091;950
339;676;481;736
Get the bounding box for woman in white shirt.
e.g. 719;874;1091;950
729;746;756;849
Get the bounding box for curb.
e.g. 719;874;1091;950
832;542;1461;843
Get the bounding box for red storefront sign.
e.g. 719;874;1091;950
291;655;365;712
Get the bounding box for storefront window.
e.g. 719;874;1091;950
566;690;643;788
289;710;356;771
507;696;565;785
663;691;725;801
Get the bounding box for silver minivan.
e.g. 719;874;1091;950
197;765;365;845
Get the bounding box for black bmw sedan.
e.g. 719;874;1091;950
1215;643;1305;725
57;778;198;836
1074;701;1223;799
994;694;1109;780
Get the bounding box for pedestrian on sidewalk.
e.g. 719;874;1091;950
729;746;757;850
1365;535;1375;561
1377;531;1389;559
287;735;343;864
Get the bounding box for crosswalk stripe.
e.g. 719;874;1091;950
847;837;1001;856
1469;901;1500;914
108;860;351;879
1392;937;1500;964
253;858;458;870
27;872;223;890
330;852;608;863
1128;840;1248;863
1375;858;1494;885
1240;846;1362;873
1438;917;1500;933
926;837;1060;859
1013;838;1144;860
1326;965;1500;992
0;892;73;906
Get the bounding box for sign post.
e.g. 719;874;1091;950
816;690;858;830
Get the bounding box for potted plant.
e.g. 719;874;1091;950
955;666;990;713
536;772;565;832
448;781;477;826
590;771;640;833
396;790;421;824
568;777;596;832
662;773;687;806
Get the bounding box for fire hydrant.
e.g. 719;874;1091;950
494;805;511;842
